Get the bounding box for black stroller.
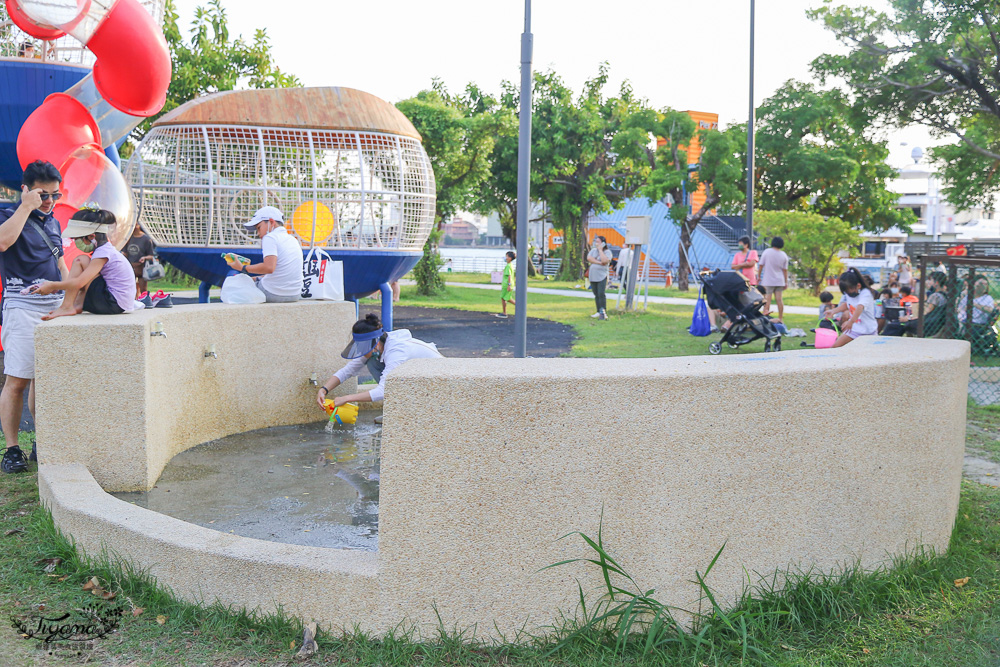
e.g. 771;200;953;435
701;269;783;354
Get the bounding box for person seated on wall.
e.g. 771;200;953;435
317;314;443;417
29;206;141;320
224;206;302;303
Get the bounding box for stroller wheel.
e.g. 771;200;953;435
727;341;740;349
764;340;771;353
773;338;782;352
709;342;722;355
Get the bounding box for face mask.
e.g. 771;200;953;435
75;238;95;253
890;287;899;295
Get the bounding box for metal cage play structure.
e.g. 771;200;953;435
124;87;436;304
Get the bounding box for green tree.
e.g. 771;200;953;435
750;81;914;232
640;117;744;291
128;0;299;148
810;0;1000;211
532;66;655;279
396;83;499;295
754;210;860;295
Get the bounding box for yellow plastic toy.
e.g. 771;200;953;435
222;252;251;266
323;399;359;425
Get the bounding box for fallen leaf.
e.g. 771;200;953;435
780;644;797;651
5;529;23;537
954;577;970;588
296;622;318;660
132;607;144;617
99;590;116;600
36;557;62;573
156;615;168;625
57;575;68;582
82;577;100;591
290;640;296;650
862;647;871;654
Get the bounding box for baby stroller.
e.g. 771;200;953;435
701;269;783;354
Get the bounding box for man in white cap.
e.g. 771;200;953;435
225;205;303;302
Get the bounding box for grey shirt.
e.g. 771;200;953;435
588;247;612;282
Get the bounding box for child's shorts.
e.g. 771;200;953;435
83;275;125;314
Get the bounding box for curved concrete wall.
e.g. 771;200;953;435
34;310;970;639
35;302;358;491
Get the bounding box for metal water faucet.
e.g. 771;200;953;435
204;343;218;359
150;322;166;338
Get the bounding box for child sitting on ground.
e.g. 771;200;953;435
31;207;140;319
819;291;835;319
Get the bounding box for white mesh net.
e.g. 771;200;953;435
0;0;165;65
124;125;436;251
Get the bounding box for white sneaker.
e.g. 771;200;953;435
590;312;601;318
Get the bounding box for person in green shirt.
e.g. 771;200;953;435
497;251;516;319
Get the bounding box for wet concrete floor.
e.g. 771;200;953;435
114;414;382;550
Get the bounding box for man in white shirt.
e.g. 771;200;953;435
225;206;303;302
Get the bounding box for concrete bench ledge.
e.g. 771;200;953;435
33;305;970;639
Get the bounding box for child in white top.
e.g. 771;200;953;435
824;268;877;348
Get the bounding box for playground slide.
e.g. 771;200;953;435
5;0;170;232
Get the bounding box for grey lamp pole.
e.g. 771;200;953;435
745;0;755;242
514;0;532;357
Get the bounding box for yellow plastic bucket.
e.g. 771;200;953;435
323;399;359;425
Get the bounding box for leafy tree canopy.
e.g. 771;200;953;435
752;81;915;232
754;210;860;295
810;0;1000;211
396;82;502;294
129;0;299;147
640;113;745;290
531;65;655;278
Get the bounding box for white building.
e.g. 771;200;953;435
890;146;997;240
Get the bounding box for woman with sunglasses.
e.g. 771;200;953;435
316;314;442;412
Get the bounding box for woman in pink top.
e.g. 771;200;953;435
31;208;139;319
731;236;758;285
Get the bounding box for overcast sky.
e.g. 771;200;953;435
170;0;937;168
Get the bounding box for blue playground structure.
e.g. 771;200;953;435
124;86;437;329
591;198;740;280
0;58;121;191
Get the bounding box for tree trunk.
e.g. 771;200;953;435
677;221;692;291
578;208;590;280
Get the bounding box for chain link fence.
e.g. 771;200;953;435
912;254;1000;405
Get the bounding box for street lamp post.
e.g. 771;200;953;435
746;0;756;242
514;0;532;357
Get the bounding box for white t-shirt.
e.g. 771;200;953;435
957;294;995;324
258;226;303;297
840;289;877;336
333;329;443;402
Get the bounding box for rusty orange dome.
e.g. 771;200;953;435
153;86;421;140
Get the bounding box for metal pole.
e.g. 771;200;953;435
745;0;756;242
514;0;533;357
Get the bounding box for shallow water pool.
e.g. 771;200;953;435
113;415;382;550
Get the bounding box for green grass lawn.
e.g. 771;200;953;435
431;271;828;308
398;284;817;358
2;285;997;665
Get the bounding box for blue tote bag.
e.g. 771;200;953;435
689;286;712;336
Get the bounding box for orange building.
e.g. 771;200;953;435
655;110;719;215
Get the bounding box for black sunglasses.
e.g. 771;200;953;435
38;192;62;201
